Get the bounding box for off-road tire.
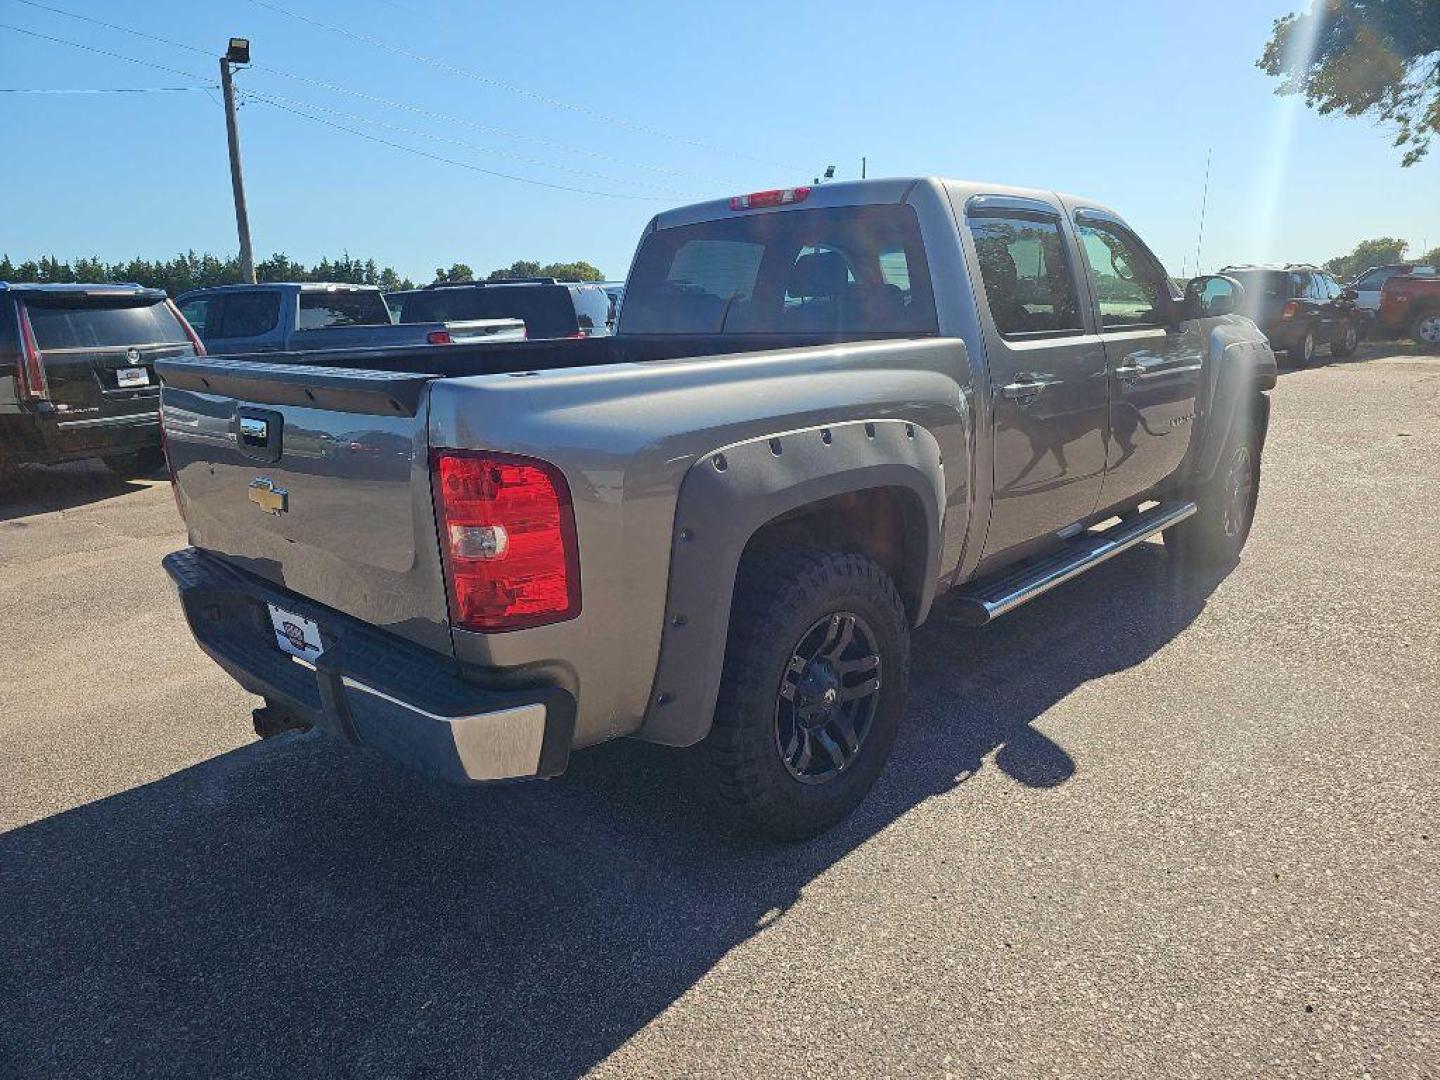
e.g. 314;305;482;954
1164;414;1261;569
1288;329;1316;365
101;446;166;479
701;550;910;840
1329;320;1359;357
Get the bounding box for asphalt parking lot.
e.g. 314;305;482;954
1;346;1436;1079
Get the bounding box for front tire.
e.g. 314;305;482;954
1412;311;1440;348
1165;414;1261;569
702;550;910;840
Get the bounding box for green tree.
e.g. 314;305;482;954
1324;236;1410;280
485;259;605;282
434;263;475;283
1418;245;1440;267
1259;1;1440;166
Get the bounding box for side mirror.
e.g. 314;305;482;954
1182;274;1244;319
1341;287;1359;302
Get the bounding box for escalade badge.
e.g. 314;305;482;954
247;477;288;515
126;348;141;365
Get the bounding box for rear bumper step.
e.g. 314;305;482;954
163;547;575;783
951;500;1197;626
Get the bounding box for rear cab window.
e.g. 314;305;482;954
620;204;938;336
297;290;393;329
23;298;188;349
397;285;579;339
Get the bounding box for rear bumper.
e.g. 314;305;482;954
1;407;160;465
163;547;575;783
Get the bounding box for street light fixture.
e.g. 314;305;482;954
225;37;251;65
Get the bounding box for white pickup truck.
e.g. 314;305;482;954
158;178;1276;838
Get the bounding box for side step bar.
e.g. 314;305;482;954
950;500;1198;627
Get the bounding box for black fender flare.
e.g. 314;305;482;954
636;418;946;746
1195;337;1275;484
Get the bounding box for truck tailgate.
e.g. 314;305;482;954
156;356;454;656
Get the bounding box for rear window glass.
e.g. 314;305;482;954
621;205;938;336
397;286;578;339
1227;271;1290;297
25;300;186;349
297;290;392;329
572;286;611;332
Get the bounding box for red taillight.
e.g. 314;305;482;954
1280;301;1300;319
426;329;453;345
729;186;811;211
14;303;50;400
431;449;580;633
166;299;206;356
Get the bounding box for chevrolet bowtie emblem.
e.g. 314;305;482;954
247;477;288;515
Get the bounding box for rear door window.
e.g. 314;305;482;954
969;212;1083;337
214;291;281;339
621;205;937;336
297;290;392;329
24;300;188;349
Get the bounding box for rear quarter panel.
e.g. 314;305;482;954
427;336;976;747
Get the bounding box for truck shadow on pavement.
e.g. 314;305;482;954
0;461;159;521
0;543;1224;1079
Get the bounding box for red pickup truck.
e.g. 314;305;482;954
1377;274;1440;345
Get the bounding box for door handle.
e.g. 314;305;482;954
1113;363;1145;380
1000;376;1058;400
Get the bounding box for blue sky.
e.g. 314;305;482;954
1;0;1436;283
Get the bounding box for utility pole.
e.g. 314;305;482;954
861;156;866;179
220;38;256;284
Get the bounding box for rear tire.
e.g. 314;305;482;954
101;446;166;479
1288;329;1316;365
1329;320;1358;357
701;550;910;840
1165;414;1261;569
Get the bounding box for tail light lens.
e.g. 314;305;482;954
1280;301;1300;319
426;329;453;344
14;303;50;400
431;449;580;633
166;299;207;356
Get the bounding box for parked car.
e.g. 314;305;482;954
1;282;202;477
599;280;625;330
1376;273;1440;345
158;178;1275;838
1348;263;1437;313
390;279;613;339
1220;264;1362;364
174;282;521;355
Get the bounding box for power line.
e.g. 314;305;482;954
0;85;213;93
10;0;725;181
247;0;793;168
249;94;673;201
0;22;210;82
240;88;699;195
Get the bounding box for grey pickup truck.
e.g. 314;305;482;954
158;178;1276;838
174;282;523;356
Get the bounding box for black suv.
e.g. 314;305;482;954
388;279;612;339
1;283;202;477
1220;264;1361;364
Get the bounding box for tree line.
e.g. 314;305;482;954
1322;237;1440;284
0;252;606;296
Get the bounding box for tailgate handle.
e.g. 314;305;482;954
235;407;284;463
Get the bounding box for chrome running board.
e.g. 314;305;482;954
951;500;1198;627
